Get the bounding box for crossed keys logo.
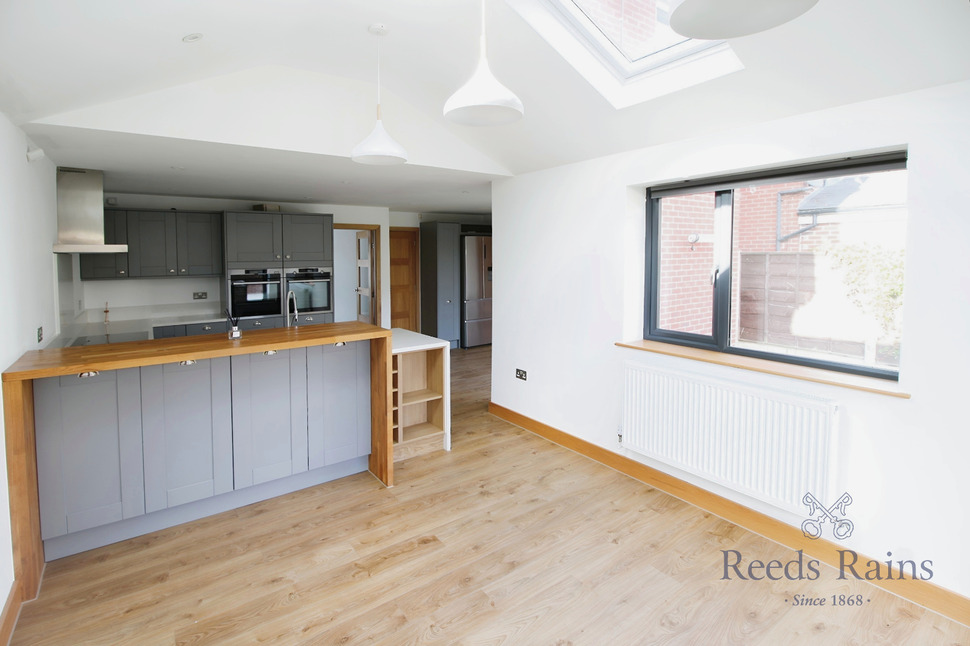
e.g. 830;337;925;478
801;492;854;540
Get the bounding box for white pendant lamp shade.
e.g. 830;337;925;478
352;24;408;165
352;110;408;165
443;0;523;126
669;0;819;40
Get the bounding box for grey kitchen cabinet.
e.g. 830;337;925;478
230;348;309;488
224;212;283;268
224;211;333;269
291;312;334;326
185;321;227;336
78;209;129;279
127;211;178;277
237;315;283;331
176;211;223;275
140;358;233;513
152;324;186;339
33;369;145;539
306;341;371;469
282;213;333;264
128;210;223;278
420;222;461;348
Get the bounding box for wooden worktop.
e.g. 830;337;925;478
3;321;391;382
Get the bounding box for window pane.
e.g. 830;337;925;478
656;192;716;336
570;0;689;63
730;169;907;370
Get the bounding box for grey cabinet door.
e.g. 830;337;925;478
420;222;460;346
79;209;129;279
34;369;144;539
230;348;309;488
282;213;333;264
141;358;233;513
185;321;227;336
128;211;178;277
224;212;283;268
176;212;223;276
306;341;371;469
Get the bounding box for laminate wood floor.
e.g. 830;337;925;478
12;346;970;645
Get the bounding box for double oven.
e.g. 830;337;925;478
228;266;333;326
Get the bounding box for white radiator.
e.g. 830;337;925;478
622;363;840;514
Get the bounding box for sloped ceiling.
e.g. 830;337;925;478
2;0;969;213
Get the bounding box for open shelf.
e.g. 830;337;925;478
392;336;450;460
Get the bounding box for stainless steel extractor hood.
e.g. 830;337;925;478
53;168;128;254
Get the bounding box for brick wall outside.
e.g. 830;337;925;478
572;0;658;60
657;191;715;335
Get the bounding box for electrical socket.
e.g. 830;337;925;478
37;326;43;343
193;292;208;300
515;368;527;381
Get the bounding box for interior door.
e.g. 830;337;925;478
390;229;419;331
356;230;374;324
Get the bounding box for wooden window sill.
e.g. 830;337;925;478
616;339;910;399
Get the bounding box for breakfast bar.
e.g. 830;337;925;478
1;321;393;604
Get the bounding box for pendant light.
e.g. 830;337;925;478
669;0;819;40
443;0;523;126
352;24;408;165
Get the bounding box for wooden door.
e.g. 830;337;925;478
390;228;419;331
356;230;374;324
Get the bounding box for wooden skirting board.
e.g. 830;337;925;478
487;402;970;627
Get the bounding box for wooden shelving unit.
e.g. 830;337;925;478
391;329;451;462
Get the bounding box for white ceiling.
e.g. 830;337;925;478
2;0;969;214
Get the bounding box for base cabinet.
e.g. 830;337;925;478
307;341;371;469
230;348;309;488
34;369;145;540
33;343;374;551
140;358;233;513
391;330;451;462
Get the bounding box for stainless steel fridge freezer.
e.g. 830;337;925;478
461;235;492;348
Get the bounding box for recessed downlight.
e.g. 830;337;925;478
181;33;204;43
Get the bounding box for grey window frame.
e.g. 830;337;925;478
643;151;908;381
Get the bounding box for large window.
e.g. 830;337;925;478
644;153;908;379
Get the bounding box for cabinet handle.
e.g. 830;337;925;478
169;269;176;274
276;254;281;259
305;316;314;321
285;254;291;259
119;270;126;275
202;325;212;331
179;360;197;366
253;321;262;326
180;268;187;273
263;350;277;356
77;371;100;378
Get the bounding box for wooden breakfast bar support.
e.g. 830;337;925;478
1;321;394;604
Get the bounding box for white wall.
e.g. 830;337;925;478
492;80;970;598
102;194;393;329
0;113;59;602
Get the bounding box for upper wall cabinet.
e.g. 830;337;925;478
224;211;333;269
80;209;222;280
78;210;129;279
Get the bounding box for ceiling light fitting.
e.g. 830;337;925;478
352;24;408;166
181;33;204;43
669;0;819;40
443;0;523;126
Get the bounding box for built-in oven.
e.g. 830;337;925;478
227;268;283;319
284;266;333;325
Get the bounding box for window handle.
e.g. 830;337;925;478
711;266;720;286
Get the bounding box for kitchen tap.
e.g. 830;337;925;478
287;290;299;326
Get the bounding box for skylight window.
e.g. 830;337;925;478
565;0;698;75
509;0;743;108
